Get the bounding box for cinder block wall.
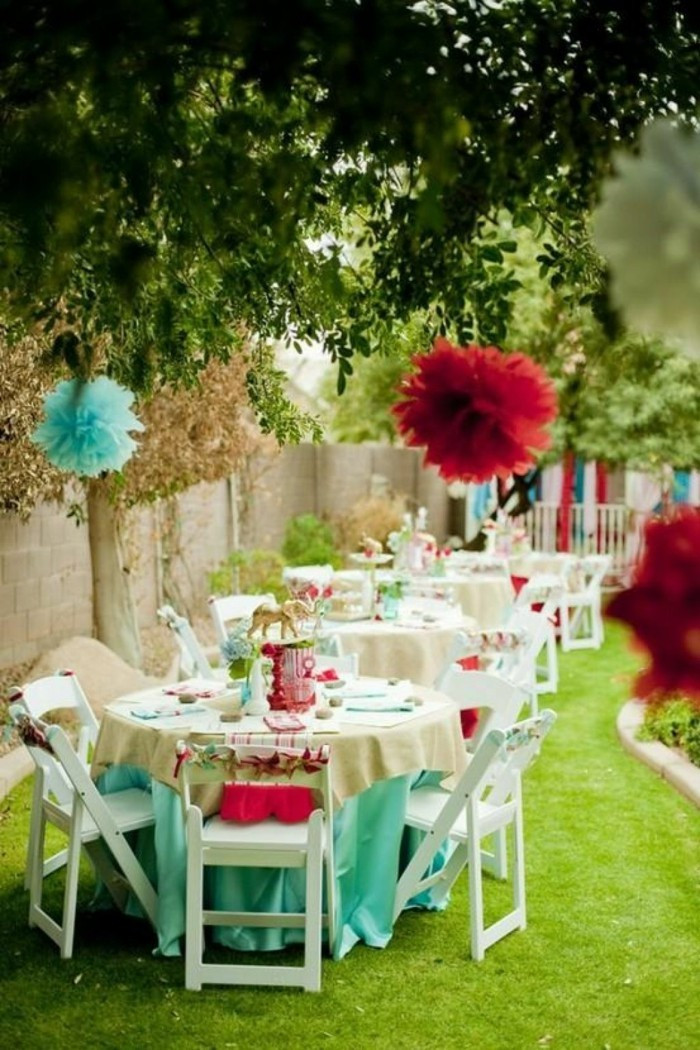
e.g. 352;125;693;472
0;498;92;667
0;445;449;669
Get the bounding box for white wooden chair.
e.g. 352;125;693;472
10;705;158;959
436;667;529;751
434;666;529;878
208;593;276;646
157;604;225;680
434;628;528;699
393;709;557;961
9;671;100;890
178;740;336;992
559;555;611;651
510;574;565;694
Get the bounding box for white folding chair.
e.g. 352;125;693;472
393;710;557;961
208;593;275;646
178;740;336;992
436;667;529;751
157;604;225;680
9;672;100;890
510;574;565;694
434;666;529;878
559;555;611;651
10;705;158;959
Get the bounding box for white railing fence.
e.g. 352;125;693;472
514;502;636;580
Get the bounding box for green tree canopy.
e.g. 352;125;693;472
2;0;700;426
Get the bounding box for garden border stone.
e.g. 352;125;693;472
0;746;32;801
617;700;700;809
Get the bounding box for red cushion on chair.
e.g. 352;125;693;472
531;600;561;627
220;783;316;823
459;708;479;739
454;656;480;739
510;574;528;595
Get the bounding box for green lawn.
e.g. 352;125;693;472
1;622;699;1050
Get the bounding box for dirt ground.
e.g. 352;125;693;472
0;618;220;756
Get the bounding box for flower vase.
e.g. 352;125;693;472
244;657;268;715
484;531;496;555
229;656;252;704
281;644;317;712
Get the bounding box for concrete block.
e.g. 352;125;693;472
40;576;64;608
0;516;17;548
0;583;16;618
51;544;81;573
9;640;41;667
16;517;42;548
62;570;91;602
15;579;41;613
0;611;28;645
51;604;75;636
2;550;30;584
27;606;52;641
29;549;52;577
40;514;72;548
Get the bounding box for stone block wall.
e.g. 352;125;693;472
0;444;449;670
0;499;93;667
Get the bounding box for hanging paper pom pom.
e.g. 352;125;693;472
606;508;700;703
392;339;557;483
31;377;144;477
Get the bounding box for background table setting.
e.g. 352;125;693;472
90;671;467;960
321;600;476;686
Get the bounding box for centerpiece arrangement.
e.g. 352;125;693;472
348;535;393;616
248;598;318;712
482;511;531;557
388;508;437;574
220;618;265;710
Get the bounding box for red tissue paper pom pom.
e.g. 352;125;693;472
391;340;557;483
606;507;700;703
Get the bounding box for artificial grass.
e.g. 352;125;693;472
1;622;699;1050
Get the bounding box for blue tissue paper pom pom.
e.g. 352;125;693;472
31;377;144;477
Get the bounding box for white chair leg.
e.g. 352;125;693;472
467;817;485;961
185;811;204;992
303;812;323;992
512;800;527;932
59;809;85;959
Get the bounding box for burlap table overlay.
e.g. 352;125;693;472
323;615;476;687
443;574;515;629
91;685;467;811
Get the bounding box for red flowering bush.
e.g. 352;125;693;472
392;339;557;483
606;508;700;703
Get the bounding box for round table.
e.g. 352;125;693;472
321;607;475;686
91;681;466;959
439;572;515;628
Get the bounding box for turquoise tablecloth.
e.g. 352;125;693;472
97;764;448;960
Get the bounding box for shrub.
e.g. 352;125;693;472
684;716;700;767
638;696;700;767
208;548;286;601
332;495;407;555
281;514;342;568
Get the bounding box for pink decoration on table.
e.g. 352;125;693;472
262;641;316;712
